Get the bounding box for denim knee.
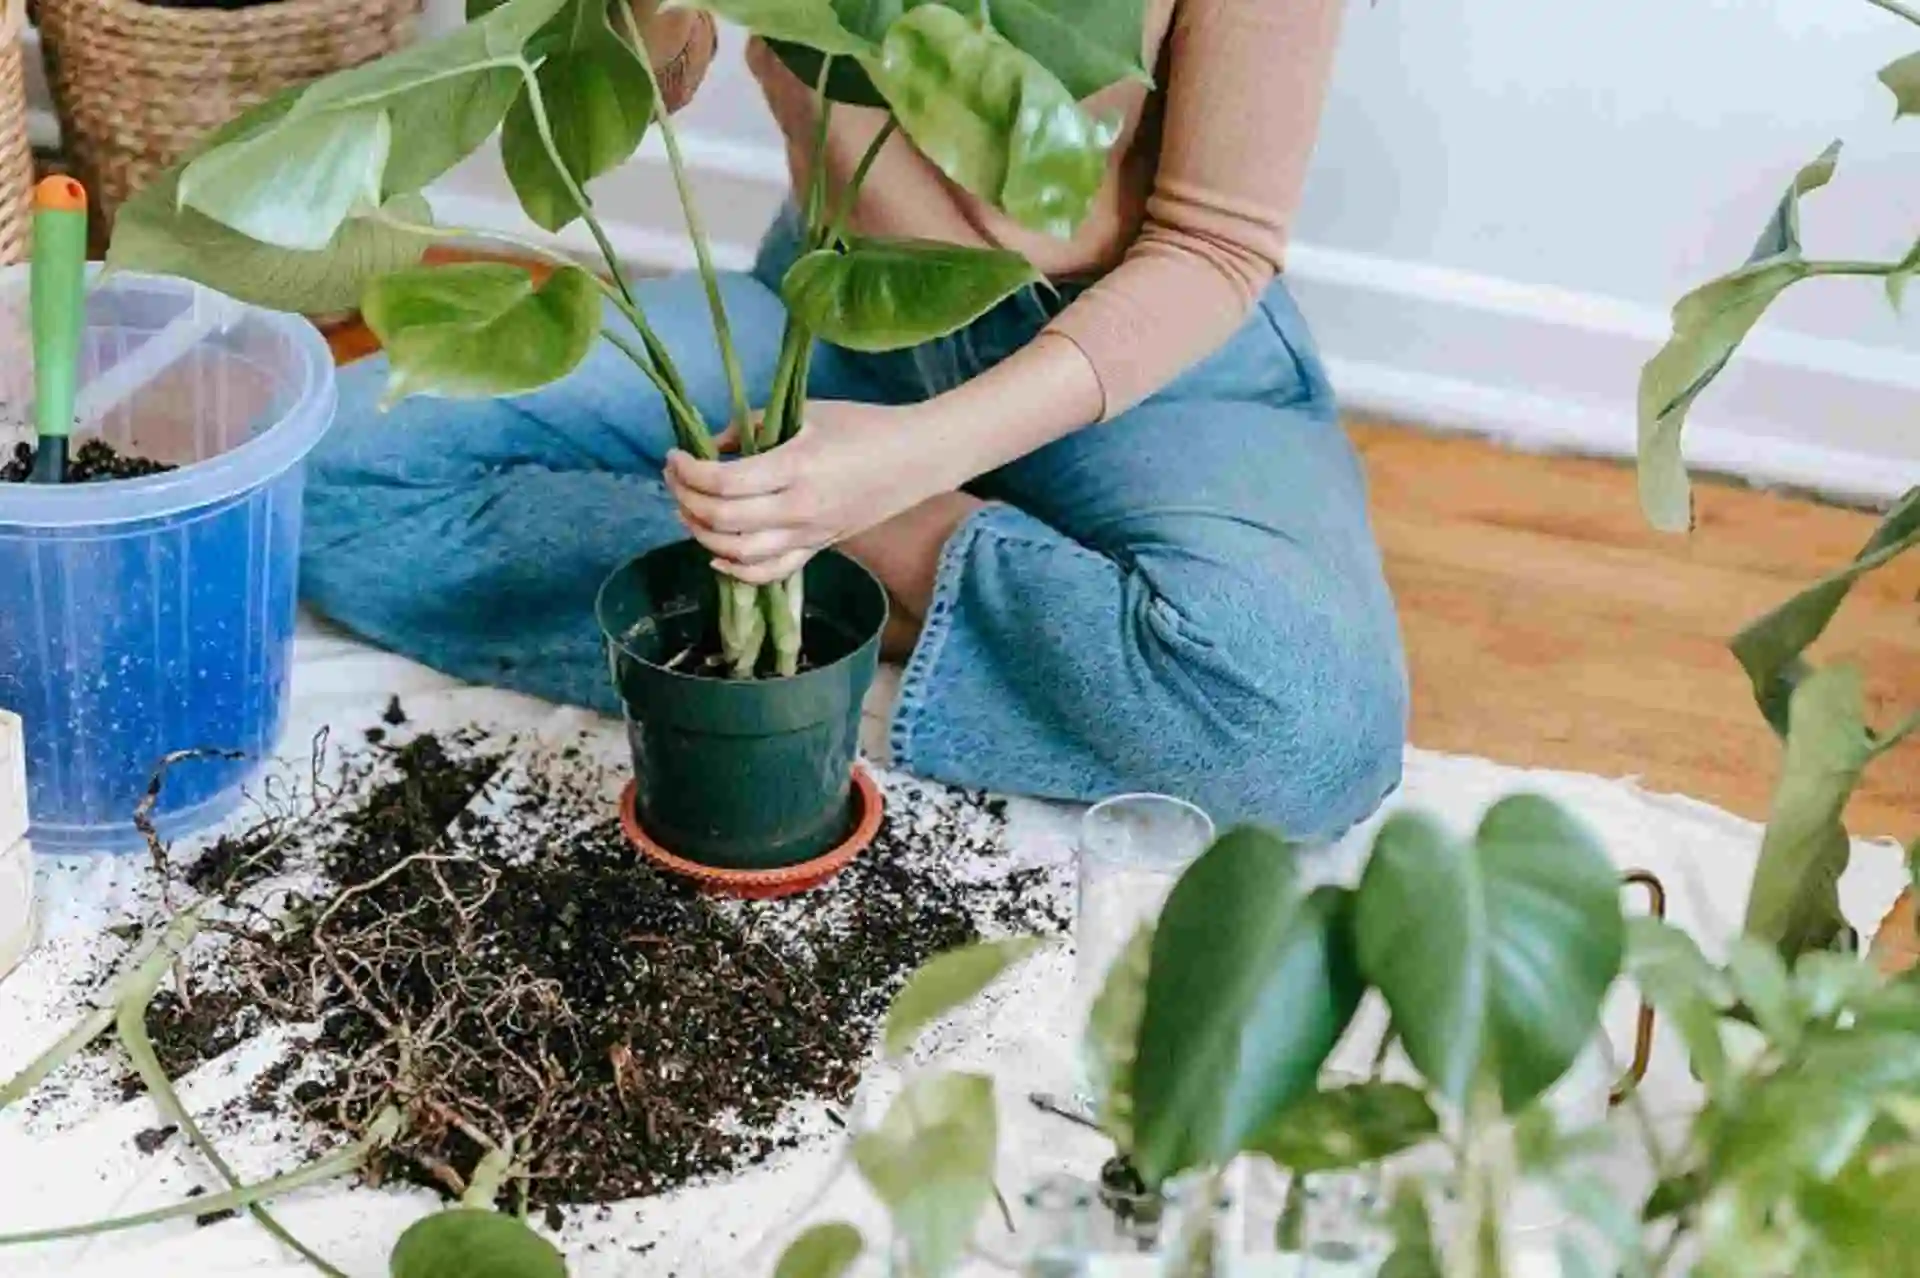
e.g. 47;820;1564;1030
1142;567;1408;842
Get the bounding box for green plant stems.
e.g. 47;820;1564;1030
0;1111;401;1249
827;119;899;247
0;1004;116;1110
602;325;714;459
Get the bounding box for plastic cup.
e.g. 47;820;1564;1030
0;269;336;851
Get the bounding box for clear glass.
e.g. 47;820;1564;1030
1074;793;1216;1028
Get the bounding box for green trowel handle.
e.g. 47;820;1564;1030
31;177;90;443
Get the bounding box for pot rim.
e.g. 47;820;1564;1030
594;541;890;692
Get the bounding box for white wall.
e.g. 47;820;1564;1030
29;0;1920;499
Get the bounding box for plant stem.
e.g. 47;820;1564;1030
1865;0;1920;29
0;1112;400;1248
602;326;713;459
618;4;753;452
827;119;898;247
0;1004;116;1111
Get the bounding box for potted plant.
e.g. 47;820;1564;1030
1632;0;1919;969
104;0;1146;876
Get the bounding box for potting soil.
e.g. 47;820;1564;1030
87;717;1067;1210
1;439;177;483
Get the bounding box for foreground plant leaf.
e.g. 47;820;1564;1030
1742;665;1917;961
1730;486;1920;735
1880;50;1920;119
1636;143;1838;532
1130;829;1363;1184
363;263;602;404
501;0;657;232
781;240;1042;352
389;1208;566;1278
1625;917;1733;1094
865;5;1114;239
852;1071;997;1278
179;0;567;244
1083;921;1152;1150
773;1222;863;1278
176;110;391;251
1378;1182;1442;1278
1247;1082;1439;1174
1355;795;1625;1111
669;0;873;55
884;936;1047;1058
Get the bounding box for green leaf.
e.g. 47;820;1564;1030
389;1209;566;1278
773;1222;864;1278
363;263;603;405
883;936;1047;1058
176;109;391;251
959;0;1150;99
1730;487;1920;735
1625;917;1732;1094
1880;50;1920;119
1636;143;1839;532
1886;237;1920;312
500;0;656;232
1794;951;1883;1025
1743;666;1878;961
1129;829;1363;1185
1378;1184;1442;1278
668;0;874;54
1643;1170;1705;1221
1728;937;1802;1050
781;239;1042;352
1083;921;1151;1151
1799;1162;1920;1277
864;5;1114;239
181;0;566;246
768;0;902;107
851;1072;997;1278
1355;795;1626;1112
1247;1082;1439;1174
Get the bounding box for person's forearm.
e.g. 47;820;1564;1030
918;334;1106;490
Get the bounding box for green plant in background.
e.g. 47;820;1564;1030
106;0;1143;679
1636;0;1920;962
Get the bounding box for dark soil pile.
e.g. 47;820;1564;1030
142;719;1063;1209
2;439;178;483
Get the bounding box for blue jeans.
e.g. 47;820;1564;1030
302;214;1409;839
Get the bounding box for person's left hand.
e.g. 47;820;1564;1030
664;400;954;585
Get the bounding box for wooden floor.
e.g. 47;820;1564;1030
323;314;1918;843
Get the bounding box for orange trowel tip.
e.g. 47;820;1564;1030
32;176;88;213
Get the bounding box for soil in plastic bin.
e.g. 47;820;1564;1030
2;439;178;483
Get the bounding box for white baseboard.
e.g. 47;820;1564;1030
398;135;1908;508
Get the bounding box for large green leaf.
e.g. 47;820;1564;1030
108;91;434;313
773;1222;864;1278
1799;1161;1920;1278
1082;921;1151;1151
1880;50;1920;119
768;0;902;107
389;1209;566;1278
1730;487;1920;736
781;239;1041;351
176;109;391;251
864;5;1114;239
363;263;603;404
668;0;874;54
501;0;656;232
883;937;1046;1058
1636;143;1839;532
1741;666;1916;961
180;0;566;245
1354;795;1626;1111
1129;828;1363;1185
1728;937;1802;1051
1625;917;1732;1095
851;1072;997;1278
1247;1082;1439;1174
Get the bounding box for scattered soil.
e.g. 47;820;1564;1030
133;717;1063;1210
1;439;177;484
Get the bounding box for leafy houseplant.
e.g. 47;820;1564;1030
102;0;1145;869
1634;0;1920;966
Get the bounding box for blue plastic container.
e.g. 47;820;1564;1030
0;270;336;851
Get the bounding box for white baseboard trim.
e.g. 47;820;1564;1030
426;138;1918;507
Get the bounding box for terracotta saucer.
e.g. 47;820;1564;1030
618;767;884;900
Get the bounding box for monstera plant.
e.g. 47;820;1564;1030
107;0;1148;875
1636;0;1920;966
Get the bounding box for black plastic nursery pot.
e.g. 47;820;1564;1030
595;539;889;875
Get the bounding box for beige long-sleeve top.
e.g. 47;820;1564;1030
664;1;1345;417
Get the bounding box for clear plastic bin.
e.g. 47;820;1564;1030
0;269;336;851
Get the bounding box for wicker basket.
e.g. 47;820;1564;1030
34;0;419;231
0;0;30;266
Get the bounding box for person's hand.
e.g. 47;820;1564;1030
664;400;955;585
